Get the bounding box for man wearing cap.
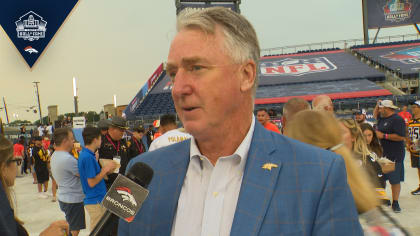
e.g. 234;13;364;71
354;108;374;126
407;101;420;195
97;119;111;136
98;116;129;188
374;99;406;213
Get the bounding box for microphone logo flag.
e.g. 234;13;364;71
102;174;149;222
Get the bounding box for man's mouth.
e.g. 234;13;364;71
183;107;197;112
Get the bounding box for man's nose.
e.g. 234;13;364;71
172;70;193;97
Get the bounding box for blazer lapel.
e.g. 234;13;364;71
150;140;190;235
230;123;283;236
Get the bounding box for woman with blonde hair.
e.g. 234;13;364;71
0;135;69;236
340;119;386;194
284;110;378;213
284;111;409;235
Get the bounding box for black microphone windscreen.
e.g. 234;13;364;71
126;162;154;188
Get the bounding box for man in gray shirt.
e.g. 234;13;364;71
50;128;86;236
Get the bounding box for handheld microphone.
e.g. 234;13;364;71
89;162;154;236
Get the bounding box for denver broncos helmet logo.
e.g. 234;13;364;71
24;46;38;54
116;187;137;207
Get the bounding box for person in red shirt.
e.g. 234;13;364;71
256;108;281;134
13;136;25;176
398;105;412;125
42;135;51;150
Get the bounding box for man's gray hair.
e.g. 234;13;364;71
177;7;260;88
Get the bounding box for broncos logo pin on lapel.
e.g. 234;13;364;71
262;163;278;171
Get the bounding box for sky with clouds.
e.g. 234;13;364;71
0;0;418;122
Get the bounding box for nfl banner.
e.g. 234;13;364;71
366;0;420;28
176;2;239;15
0;0;79;68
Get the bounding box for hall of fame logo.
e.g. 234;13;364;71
260;57;337;76
383;0;412;22
381;46;420;64
15;11;47;41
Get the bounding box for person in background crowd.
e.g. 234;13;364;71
340;119;387;203
21;137;30;175
360;123;383;158
374;99;406;213
50;128;85;236
13;136;25;177
47;122;54;136
20;125;26;134
146;125;155;148
312;94;334;113
284;111;409;235
42;135;51;150
148;114;191;151
32;136;50;199
119;7;362;235
284;111;379;213
0;135;70;236
398;105;412;126
48;141;57;202
354;109;373;126
128;126;146;158
97;119;111;137
406;101;420;195
153;120;162;140
267;109;276;119
281;97;310;131
256;108;281;133
27;138;37;184
37;125;44;137
98;116;129;188
79;127;116;231
66;117;72;127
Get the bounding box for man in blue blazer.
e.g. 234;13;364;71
119;7;362;236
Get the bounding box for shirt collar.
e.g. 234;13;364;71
190;115;255;169
82;147;95;155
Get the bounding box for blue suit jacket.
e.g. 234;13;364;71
119;122;363;236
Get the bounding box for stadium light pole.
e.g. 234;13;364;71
362;0;369;45
73;77;79;115
2;97;9;124
33;82;43;125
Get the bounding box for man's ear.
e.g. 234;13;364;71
239;60;257;93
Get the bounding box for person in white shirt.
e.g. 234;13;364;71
149;114;191;151
37;125;44;137
47;122;54;135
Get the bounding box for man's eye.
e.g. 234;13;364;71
168;72;177;80
188;65;203;72
192;65;202;71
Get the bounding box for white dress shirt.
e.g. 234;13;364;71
171;116;255;236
